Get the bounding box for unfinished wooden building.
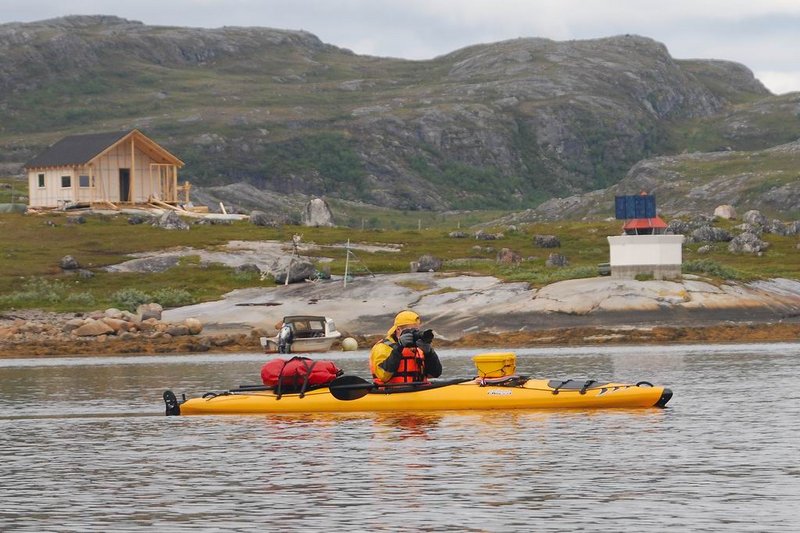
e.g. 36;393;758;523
25;129;184;209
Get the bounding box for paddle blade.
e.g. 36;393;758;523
328;375;373;401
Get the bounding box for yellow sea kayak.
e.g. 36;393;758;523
164;375;672;416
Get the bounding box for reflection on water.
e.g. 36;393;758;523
1;343;799;531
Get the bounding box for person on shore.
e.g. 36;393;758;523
275;320;294;354
370;310;442;385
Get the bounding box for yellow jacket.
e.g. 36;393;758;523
369;335;443;383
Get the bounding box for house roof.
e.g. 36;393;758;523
622;216;668;229
25;130;183;169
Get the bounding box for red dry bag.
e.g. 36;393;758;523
260;356;342;397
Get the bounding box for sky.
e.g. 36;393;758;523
2;0;800;94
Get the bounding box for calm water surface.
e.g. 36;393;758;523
1;343;799;532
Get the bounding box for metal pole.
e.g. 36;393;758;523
343;238;350;288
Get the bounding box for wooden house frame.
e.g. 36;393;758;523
25;129;184;209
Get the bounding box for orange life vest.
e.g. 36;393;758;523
372;340;427;384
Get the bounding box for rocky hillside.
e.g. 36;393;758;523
494;139;800;222
1;15;796;214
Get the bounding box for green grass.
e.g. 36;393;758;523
0;178;27;204
3;211;796;313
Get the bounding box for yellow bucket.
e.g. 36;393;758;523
472;352;516;378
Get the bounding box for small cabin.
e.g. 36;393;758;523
24;129;184;209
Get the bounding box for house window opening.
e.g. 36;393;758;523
61;176;71;188
37;174;45;188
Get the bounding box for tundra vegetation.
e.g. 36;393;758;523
1;205;797;313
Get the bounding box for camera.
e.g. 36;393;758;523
407;328;434;344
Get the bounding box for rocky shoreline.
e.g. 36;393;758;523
2;319;798;358
3;273;799;358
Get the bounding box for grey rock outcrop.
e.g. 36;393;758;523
743;210;768;227
475;231;504;240
302;198;335;227
534;235;561;248
250;210;277;227
546;253;569;267
728;232;769;254
689;226;732;243
59;255;80;270
767;220;790;236
415;255;443;272
153;211;190;230
272;258;316;284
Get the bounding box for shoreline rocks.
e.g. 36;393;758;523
2;274;799;358
0;307;210;352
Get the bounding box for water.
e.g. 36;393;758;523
2;343;799;532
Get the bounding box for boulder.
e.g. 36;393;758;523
137;303;163;321
153;210;190;230
121;311;139;323
496;248;522;264
713;205;737;219
415;255;443;272
250;210;276;227
66;215;86;224
165;325;191;337
734;223;762;235
533;235;561;248
743;210;768;227
101;317;128;333
63;318;86;333
728;232;770;254
302;197;335;227
138;318;160;334
272;258;317;284
448;231;468;238
474;230;503;240
185;318;203;335
545;253;569;267
666;220;692;235
104;308;124;319
59;255;80;270
767;220;789;236
689;226;732;243
73;319;115;337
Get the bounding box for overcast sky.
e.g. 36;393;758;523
2;0;800;94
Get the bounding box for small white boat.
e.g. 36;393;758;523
260;315;342;354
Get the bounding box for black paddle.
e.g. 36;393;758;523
327;375;474;401
327;375;376;401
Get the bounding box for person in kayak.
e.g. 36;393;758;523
370;310;442;385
